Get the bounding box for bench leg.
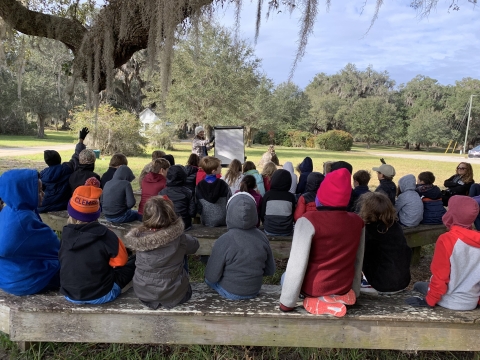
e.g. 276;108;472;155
16;341;38;352
411;246;422;266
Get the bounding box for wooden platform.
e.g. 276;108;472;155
39;211;446;263
0;284;479;350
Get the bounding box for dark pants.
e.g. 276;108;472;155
114;256;136;289
413;282;429;296
40;270;61;293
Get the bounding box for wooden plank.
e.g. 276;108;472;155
0;303;10;334
9;310;480;350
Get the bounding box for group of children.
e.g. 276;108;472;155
0;140;479;317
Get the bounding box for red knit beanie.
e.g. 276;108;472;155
316;168;352;207
443;195;479;229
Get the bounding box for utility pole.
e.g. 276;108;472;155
463;95;478;154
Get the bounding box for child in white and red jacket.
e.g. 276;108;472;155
406;195;480;310
280;168;365;317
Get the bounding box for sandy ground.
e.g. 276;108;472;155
0;144;74;157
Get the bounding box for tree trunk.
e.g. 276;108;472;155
366;141;370;149
204;124;213;140
245;126;253;147
414;143;421;151
404;142;410;150
37;114;45;139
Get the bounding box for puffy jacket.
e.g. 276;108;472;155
196;177;231;227
0;169;60;295
124;218;199;309
159;165;196;229
39;163;73;213
375;178;397;205
184;165;198;195
205;193;275;296
295;157;313;195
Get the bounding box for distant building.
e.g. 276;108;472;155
139;108;159;135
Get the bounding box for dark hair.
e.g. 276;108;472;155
353;170;371;186
152;158;170;173
225;159;243;186
187;153;200;167
243;161;256;173
109;153;128;167
358;192;397;228
239;175;256;192
142;196;178;229
151;150;166;161
418;171;435;185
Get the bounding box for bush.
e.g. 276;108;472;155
253;130;292;146
70;104;147;156
288;130;316;148
147;121;176;151
315;130;353;151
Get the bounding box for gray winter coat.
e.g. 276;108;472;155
124;218;199;308
101;165;136;217
205;192;276;296
395;174;424;227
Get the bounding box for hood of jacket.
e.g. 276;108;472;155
226;192;258;230
62;222;111;250
0;169;39;210
283;162;295;176
40;164;72;184
305;172;324;193
143;171;165;184
78;163;95;172
443;195;479;230
166;165;186;187
416;183;442;199
270;169;292;191
123;217;184;251
398;174;416;193
113;165;135;182
298;157;313;173
197;177;227;203
448;225;480;249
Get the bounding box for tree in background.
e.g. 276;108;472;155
270;82;311;132
345;97;397;149
407;109;451;150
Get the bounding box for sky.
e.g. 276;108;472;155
216;0;480;89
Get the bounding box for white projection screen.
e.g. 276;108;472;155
214;126;245;166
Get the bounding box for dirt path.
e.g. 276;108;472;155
367;152;480;164
0;144;73;157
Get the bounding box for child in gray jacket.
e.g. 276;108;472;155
205;192;276;299
395;174;424;227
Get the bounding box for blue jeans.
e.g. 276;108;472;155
106;209;141;223
205;279;257;300
66;283;121;305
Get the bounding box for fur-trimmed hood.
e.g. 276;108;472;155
124;217;184;251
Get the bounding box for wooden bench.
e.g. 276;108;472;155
39;211;445;264
0;284;479;351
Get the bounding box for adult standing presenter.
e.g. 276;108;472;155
192;126;215;159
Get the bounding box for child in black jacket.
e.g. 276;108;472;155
60;185;135;304
372;163;397;205
159;165;196;230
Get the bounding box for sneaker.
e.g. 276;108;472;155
319;289;356;305
378;289;405;296
303;297;347;317
360;274;378;295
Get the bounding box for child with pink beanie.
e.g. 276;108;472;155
280;168;365;317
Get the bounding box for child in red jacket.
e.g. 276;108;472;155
293;172;324;221
280;168;365;317
406;195;480;310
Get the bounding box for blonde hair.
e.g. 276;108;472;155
141;196;178;230
224;159;243;186
457;162;474;183
358;192;397;229
261;162;277;178
67;216;89;225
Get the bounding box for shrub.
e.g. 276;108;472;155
253;130;291;146
288;130;316;148
315;130;353;151
70;104;147;156
147;121;176;151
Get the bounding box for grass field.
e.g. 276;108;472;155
1;134;480;359
0;130;76;147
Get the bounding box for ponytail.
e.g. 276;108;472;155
239;175;256;192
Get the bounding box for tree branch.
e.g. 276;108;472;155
0;0;87;52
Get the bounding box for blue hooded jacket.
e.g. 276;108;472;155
296;157;313;195
38;164;73;213
0;169;60;295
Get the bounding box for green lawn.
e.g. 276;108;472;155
1;142;478;193
0;130;76;147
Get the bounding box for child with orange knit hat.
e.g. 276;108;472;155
59;182;135;304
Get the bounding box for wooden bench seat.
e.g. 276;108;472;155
39;211;446;264
0;284;479;350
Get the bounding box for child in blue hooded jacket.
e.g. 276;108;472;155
0;169;60;295
295;157;313;195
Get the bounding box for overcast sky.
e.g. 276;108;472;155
216;0;480;89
